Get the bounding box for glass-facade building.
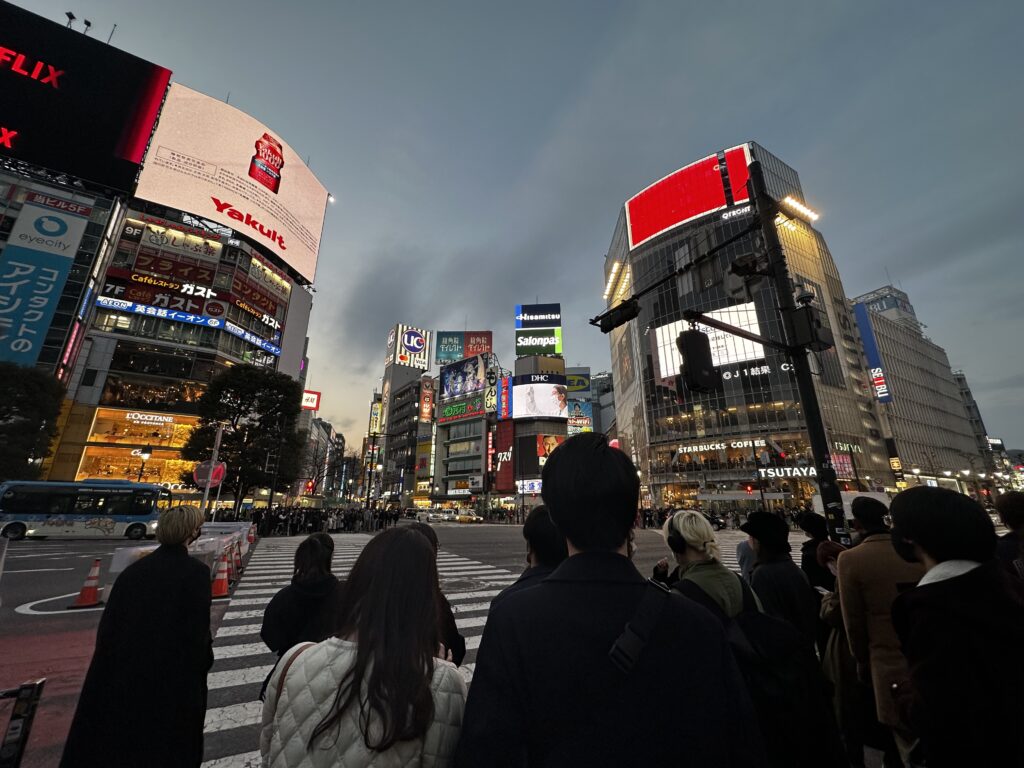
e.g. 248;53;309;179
604;143;893;510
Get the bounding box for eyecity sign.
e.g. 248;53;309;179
757;466;818;478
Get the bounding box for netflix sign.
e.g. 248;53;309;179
0;1;171;191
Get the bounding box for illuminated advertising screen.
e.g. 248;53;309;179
515;328;563;357
301;391;321;411
388;324;431;370
653;302;765;379
515;303;562;329
0;2;171;191
435;330;492;364
853;303;894;403
495;375;513;420
440;355;487;401
493;420;515;492
536;435;565;467
419;377;435;422
135;84;328;282
625;144;752;249
512;374;568;420
368;401;382;434
437;394;486;424
567;401;594;435
0;191;92;365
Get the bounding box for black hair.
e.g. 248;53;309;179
293;535;333;584
311;528;439;751
889;486;996;563
798;512;828;540
407;521;439;551
851;496;888;530
541;432;639;551
995;491;1024;531
522;505;568;568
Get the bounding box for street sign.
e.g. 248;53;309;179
194;460;227;489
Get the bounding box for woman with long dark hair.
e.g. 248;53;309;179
260;527;467;767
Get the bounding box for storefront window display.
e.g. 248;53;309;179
99;375;206;413
76;447;193;487
87;408;199;449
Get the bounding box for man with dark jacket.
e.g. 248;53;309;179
492;504;567;607
890;486;1024;767
456;433;765;767
742;512;819;644
62;506;213;768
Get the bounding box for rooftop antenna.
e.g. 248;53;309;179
106;23;117;44
65;11;76;28
225;92;231;104
884;266;894;287
82;19;92;35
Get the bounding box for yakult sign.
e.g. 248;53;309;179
136;84;328;283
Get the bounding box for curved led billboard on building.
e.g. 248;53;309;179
625;144;752;249
0;1;171;191
136;84;328;283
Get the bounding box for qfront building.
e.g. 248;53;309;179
604;143;893;510
46;83;328;495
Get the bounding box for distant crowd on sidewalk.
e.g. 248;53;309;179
251;506;402;537
60;431;1024;768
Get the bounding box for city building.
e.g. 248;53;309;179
603;142;893;511
380;376;422;507
851;286;983;492
45;82;328;500
591;372;616;436
953;369;994;470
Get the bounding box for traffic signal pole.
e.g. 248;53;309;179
747;161;850;545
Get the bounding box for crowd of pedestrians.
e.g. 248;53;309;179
61;437;1024;767
253;505;402;537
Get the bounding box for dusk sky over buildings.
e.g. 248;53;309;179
25;0;1023;445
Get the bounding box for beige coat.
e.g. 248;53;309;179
837;534;924;727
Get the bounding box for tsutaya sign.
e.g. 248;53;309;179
758;466;818;479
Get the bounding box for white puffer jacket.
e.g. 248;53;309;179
260;638;467;768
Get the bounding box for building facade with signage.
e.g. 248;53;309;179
604;143;894;510
851;286;983;490
46;84;326;493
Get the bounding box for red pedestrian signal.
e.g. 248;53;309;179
745;485;753;495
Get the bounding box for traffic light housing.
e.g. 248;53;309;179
677;329;722;394
598;297;640;333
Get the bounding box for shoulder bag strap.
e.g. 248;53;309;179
271;642;315;711
608;579;671;674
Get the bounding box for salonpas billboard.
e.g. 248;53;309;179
515;328;563;357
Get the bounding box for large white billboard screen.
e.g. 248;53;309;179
654;302;765;379
136;84;328;283
512;374;569;420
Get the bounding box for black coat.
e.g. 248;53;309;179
438;593;467;667
750;556;819;644
61;545;213;768
799;537;835;591
455;552;765;767
491;564;556;608
260;575;344;656
892;562;1024;768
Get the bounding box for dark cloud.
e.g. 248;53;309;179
25;0;1022;445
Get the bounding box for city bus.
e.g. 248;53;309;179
0;480;173;541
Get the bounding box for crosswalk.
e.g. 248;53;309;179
201;533;521;767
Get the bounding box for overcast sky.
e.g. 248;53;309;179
26;0;1024;447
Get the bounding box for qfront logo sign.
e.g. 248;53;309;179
515;328;563;357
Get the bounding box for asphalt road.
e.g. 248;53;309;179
0;522;778;768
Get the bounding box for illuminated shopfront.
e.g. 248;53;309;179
75;408;199;486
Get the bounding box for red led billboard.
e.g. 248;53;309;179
626;154;726;248
625;145;754;249
494;420;515;493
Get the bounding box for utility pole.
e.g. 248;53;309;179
748;161;849;544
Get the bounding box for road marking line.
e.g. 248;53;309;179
224;597;273;607
204;701;262;732
456;615;489;630
451;601;494;614
216;623;262;638
445;589;503;601
466;635;482;650
14;591;104;615
201;750;261;767
4;567;74;573
213;642;272;660
222;609;267;621
208;666;274;690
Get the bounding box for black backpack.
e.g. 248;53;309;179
676;577;846;768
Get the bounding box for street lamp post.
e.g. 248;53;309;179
137;444;152;482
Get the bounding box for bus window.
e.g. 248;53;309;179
131;492;158;516
73;493;103;516
157;489;173;509
104;495;133;517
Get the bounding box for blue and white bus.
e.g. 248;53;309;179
0;480;173;541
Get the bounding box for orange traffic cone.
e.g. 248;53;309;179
68;559;104;609
211;554;230;598
233;540;243;575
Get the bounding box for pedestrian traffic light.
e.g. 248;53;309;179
746;485;753;495
304;480;314;494
598;297;641;333
677;329;722;394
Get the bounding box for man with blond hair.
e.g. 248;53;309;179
62;506;214;767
